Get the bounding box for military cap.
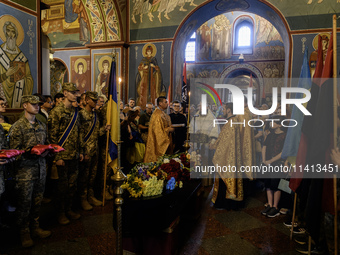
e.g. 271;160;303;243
62;82;80;92
21;95;42;104
85;91;99;101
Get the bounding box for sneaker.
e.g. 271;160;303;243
294;235;308;245
293;227;306;234
296;246;326;255
280;208;289;215
283;220;298;228
261;206;272;215
67;211;81;220
267;207;280;218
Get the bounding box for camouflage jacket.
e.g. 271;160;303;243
48;102;82;161
0;124;8;150
0;125;7;194
9;116;47;179
79;108;106;157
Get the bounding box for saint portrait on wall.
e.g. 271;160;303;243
197;21;211;61
71;56;90;93
95;55;112;100
0;15;33;108
211;15;231;60
135;43;166;109
309;33;330;77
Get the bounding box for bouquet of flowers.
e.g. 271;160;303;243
121;162;167;198
159;153;191;188
122;153;192;198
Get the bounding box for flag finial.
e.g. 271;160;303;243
111;49;117;61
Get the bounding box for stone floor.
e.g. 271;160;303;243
0;185;306;255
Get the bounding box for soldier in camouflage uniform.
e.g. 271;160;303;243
0;125;8;200
78;91;110;210
97;102;115;200
0;96;8;201
48;83;83;225
9;95;51;248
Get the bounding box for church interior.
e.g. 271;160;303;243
0;0;339;254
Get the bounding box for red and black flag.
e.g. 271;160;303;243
301;33;335;245
181;62;189;113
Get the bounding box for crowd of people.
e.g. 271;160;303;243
0;86;339;253
0;90;190;249
204;100;339;254
0;83;112;248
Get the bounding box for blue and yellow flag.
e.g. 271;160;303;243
107;60;118;170
281;48;311;163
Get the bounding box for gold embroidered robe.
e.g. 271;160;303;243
144;108;172;163
211;116;243;202
238;107;255;180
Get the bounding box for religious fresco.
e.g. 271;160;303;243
136;43;166;108
70;56;91;93
255;16;282;46
41;0;120;48
266;0;340;17
129;42;171;108
309;32;330;77
291;33;340;78
266;0;340;30
92;48;121;99
130;0;202;27
93;54;113;99
194;13;283;62
50;59;68;97
0;4;37;108
211;15;231;60
53;48;89;84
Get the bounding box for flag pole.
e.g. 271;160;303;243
290;193;297;240
332;14;338;255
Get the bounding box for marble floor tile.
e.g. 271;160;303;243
201;216;232;239
31;237;92;255
82;213;114;236
239;226;296;254
214;211;267;233
87;232;116;255
201;234;260;255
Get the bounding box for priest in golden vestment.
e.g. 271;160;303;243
211;103;244;209
144;96;174;163
237;99;255;180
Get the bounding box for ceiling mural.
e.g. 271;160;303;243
266;0;339;17
99;0;120;42
265;0;340;29
41;0;120;48
130;0;204;29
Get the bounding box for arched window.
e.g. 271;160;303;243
185;33;196;62
238;26;251;47
233;18;253;55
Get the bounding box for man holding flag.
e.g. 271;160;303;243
101;57;119;204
